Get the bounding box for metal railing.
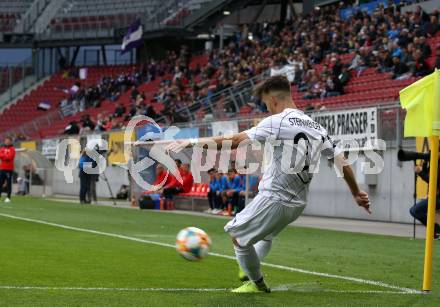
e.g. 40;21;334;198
16;0;51;33
168;102;409;148
0;56;40;111
35;0;218;41
157;71;270;124
12;102;410;154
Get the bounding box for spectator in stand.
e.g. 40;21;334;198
95;113;106;132
436;46;440;69
53;4;439;125
413;49;432;77
64;121;80;135
324;75;342;97
377;49;394;73
113;103;126;118
424;15;439;37
81;115;95;131
417;36;432;59
79;115;95;135
338;66;350;87
392;56;411;80
387;22;401;40
102;116;113;131
0;137;15;203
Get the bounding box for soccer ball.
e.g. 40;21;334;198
176;227;211;261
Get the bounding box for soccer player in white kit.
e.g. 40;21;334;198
166;75;371;293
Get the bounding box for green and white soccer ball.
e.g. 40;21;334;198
176;227;211;261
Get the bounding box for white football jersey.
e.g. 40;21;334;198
244;108;342;206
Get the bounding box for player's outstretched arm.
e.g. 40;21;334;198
165;132;250;153
334;153;371;214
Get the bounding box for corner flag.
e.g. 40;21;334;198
400;69;440;292
400;70;440;137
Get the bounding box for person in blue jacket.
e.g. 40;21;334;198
222;169;242;215
207;168;222;214
235;174;260;213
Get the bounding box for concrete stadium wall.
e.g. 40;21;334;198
52;165;130;199
401;0;439;14
51;148;416;223
306;149;414;223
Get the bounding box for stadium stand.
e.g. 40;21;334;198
0;0;33;32
48;0;216;34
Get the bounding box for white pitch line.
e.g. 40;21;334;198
0;286;226;292
0;285;420;295
0;213;421;294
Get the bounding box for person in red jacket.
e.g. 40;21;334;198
160;163;194;209
0;137;16;203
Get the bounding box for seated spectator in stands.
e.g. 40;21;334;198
392;56;411;80
304;103;315;112
113;103;126;118
413;49;432;77
348;51;361;71
424;15;439;37
398;28;410;48
206;168;222;214
64;121;79;135
81;115;95;131
417;36;432;59
303;88;315;100
387;22;401;41
293;64;304;85
146;105;157;119
94;114;106;132
331;58;343;79
130;86;139;101
324;76;341;97
338;66;350;88
109;89;120;102
356;48;372;77
102;116;113;131
435;46;440;69
401;45;415;67
377;49;394;73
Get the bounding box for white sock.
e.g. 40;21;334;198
234;244;262;282
254;239;272;260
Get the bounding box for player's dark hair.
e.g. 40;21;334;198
254;75;291;100
208;168;217;174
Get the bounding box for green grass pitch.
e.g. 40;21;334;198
1;197;440;306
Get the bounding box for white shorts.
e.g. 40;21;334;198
224;194;305;247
